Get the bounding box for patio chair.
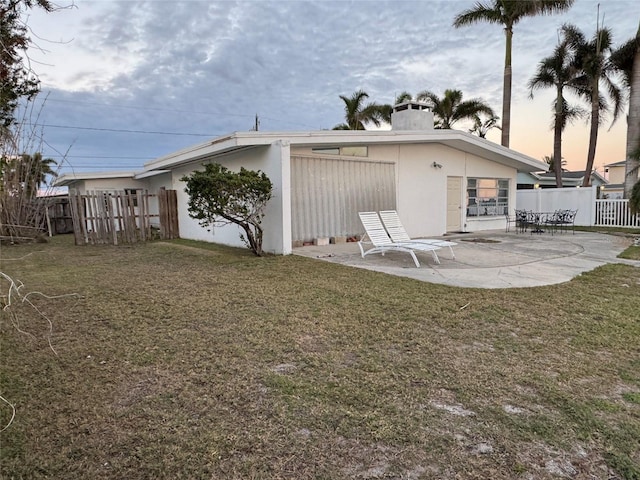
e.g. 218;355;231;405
506;209;529;233
557;209;577;234
378;210;456;259
358;212;441;267
540;209;564;234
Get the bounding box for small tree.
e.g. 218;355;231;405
181;163;273;256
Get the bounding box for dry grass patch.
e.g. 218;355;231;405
1;235;639;479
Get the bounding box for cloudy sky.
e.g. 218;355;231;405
20;0;639;177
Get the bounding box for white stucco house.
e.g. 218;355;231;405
602;160;636;199
55;102;547;254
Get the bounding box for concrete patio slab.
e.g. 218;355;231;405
293;231;639;289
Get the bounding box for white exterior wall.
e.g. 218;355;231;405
171;141;290;254
71;178;146;194
607;165;626;184
367;144;516;236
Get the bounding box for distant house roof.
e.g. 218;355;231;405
54;170;138;187
604;160;626;168
54;169;170;187
536;170;607;182
518;170;607;187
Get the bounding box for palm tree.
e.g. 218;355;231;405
453;0;575;148
528;28;584;188
333;90;386;130
17;152;57;198
394;91;413;105
469;113;501;138
610;22;640;198
563;24;624;187
378;91;418;125
542;154;567;173
416;89;495;129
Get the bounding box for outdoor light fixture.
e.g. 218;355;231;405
534;183;540;189
432;161;443;169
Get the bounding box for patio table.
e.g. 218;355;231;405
512;211;554;234
528;211;549;234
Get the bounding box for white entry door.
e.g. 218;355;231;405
446;176;463;232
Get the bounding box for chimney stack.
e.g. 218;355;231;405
391;101;434;131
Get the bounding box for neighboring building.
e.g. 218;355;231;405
517;170;607;190
54;170;171;228
53;170;171;195
55;102;547;255
602;160;637;199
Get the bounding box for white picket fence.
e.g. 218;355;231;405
517;187;640;228
594;199;640;227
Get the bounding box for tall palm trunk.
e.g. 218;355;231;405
582;89;600;187
582;28;603;188
502;26;513;148
624;30;640;198
553;86;564;188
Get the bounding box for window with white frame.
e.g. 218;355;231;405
466;178;509;217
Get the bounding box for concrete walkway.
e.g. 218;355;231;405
293;231;639;289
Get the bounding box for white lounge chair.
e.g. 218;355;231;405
379;210;457;259
358;212;441;267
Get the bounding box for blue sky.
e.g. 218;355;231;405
20;0;639;176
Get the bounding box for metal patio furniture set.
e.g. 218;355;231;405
506;209;577;235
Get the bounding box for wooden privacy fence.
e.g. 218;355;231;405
68;189;179;245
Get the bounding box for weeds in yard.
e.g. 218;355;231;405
0;235;639;479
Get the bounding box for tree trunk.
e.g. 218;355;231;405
241;222;264;256
624;30;640;198
582;101;599;187
554;87;564;188
501;27;513;148
583;79;600;187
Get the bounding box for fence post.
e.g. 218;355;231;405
589;186;596;227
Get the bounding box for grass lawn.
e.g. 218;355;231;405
1;235;639;479
619;245;640;261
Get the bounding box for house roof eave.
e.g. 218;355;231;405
142;129;548;173
54;171;139;187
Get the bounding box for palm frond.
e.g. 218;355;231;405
452;2;503;28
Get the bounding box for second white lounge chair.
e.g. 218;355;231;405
379;210;457;259
358;212;441;267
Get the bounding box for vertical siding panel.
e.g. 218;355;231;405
290;155;396;242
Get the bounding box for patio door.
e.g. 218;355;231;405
446;176;463;232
